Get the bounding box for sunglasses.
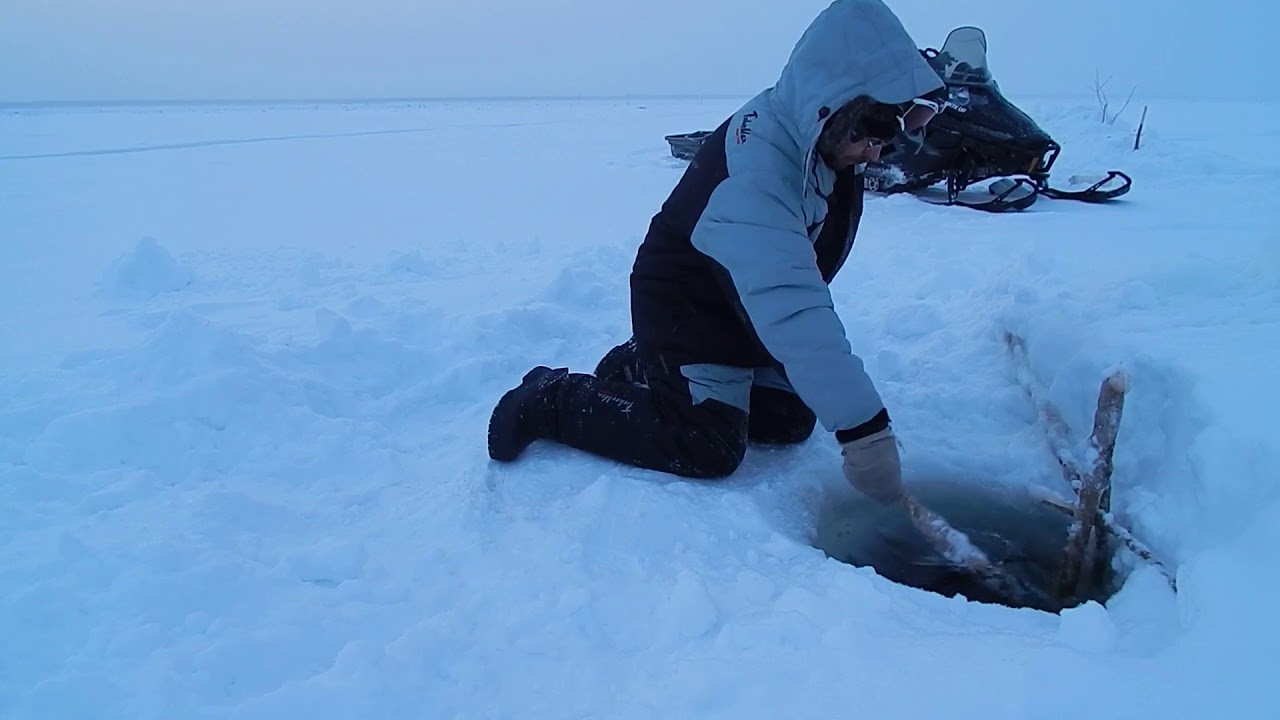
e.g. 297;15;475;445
849;96;942;147
902;96;942;133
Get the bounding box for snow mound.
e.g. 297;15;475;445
103;237;193;299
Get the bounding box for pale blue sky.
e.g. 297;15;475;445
0;0;1271;102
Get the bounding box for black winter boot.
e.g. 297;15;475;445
487;366;568;462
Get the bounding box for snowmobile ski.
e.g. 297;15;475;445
1036;171;1132;203
911;177;1040;213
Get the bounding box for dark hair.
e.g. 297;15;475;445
858;102;904;141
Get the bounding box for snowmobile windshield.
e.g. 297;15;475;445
929;27;994;86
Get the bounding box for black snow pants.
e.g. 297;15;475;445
545;339;817;479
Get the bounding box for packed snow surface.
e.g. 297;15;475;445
2;97;1277;718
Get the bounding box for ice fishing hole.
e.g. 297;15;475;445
814;479;1124;613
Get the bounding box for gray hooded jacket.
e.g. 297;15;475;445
684;0;943;434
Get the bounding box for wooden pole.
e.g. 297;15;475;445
1004;331;1083;491
1004;329;1175;600
1055;371;1128;598
899;493;1060;611
1035;491;1177;591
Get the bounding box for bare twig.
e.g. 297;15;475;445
1094;70;1136;125
1094;71;1112;124
1110;87;1136;125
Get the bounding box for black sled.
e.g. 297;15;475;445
663;26;1133;213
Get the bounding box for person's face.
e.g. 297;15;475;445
822;95;943;171
825;136;887;170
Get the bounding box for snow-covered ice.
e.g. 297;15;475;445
2;97;1278;718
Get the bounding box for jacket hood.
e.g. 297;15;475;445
771;0;944;152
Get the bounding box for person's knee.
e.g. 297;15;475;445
661;401;748;479
747;387;817;445
680;430;747;479
761;413;817;444
645;359;753;479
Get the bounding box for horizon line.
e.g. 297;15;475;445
2;90;1226;112
0;93;756;109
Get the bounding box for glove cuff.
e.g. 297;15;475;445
834;407;890;444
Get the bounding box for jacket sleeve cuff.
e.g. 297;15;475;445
835;407;890;444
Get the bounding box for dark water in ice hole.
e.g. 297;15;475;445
814;481;1121;613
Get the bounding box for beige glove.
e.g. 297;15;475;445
840;427;904;504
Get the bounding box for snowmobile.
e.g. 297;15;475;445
664;26;1132;213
